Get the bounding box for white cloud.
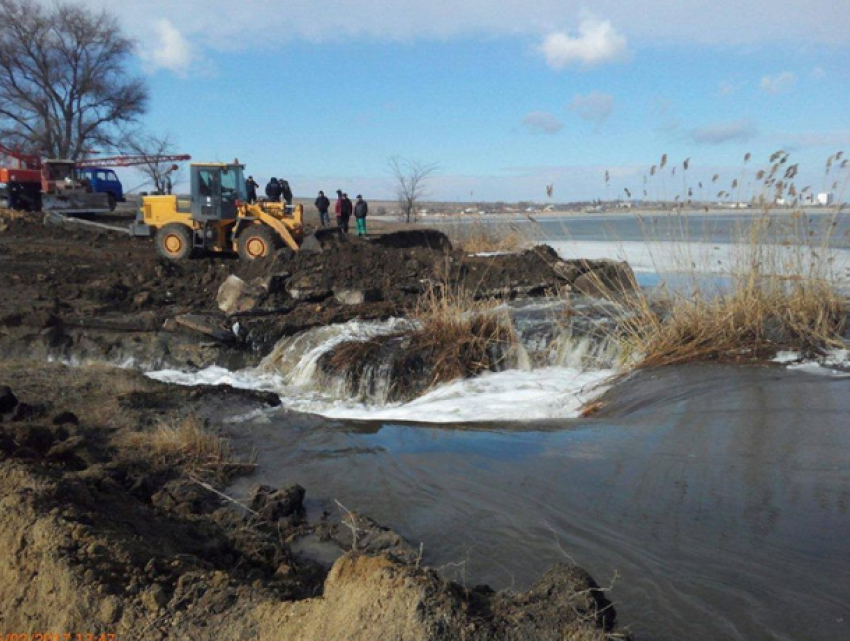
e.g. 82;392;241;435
66;1;850;51
522;111;564;134
760;72;797;95
61;0;850;75
137;19;194;76
538;17;631;69
689;119;758;144
568;91;614;124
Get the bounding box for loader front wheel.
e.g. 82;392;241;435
238;225;280;261
156;223;194;260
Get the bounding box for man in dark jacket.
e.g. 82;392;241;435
265;177;282;201
246;176;259;204
354;194;369;236
315;191;331;227
280;178;293;205
339;193;353;234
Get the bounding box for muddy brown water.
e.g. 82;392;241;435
227;364;850;641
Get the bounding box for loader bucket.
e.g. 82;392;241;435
299;228;349;253
42;192;112;215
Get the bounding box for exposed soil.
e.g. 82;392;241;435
0;209;634;369
0;209;632;639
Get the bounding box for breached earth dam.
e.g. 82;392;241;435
148;284;850;641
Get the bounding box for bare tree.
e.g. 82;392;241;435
0;0;148;159
121;131;182;194
388;156;439;223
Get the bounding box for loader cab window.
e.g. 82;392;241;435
197;169;218;197
219;166;246;202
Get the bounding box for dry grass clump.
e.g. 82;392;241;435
444;219;527;253
410;281;518;385
321;282;519;400
0;206;27;221
130;414;250;481
617;210;848;368
619;275;846;368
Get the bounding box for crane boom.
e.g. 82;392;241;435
0;143;42;169
76;154;191;168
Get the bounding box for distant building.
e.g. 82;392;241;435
816;192;834;206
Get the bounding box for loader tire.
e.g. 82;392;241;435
156;223;194;260
238;225;280;261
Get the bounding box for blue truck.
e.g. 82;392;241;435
76;167;125;210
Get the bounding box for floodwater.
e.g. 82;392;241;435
433;208;850;248
149;209;850;640
228;364;850;641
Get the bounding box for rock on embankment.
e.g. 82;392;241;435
227;232;636;310
219;232;637;355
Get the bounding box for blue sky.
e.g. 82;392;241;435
73;1;850;202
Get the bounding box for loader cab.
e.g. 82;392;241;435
190;163;246;222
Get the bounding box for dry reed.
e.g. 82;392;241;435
614;211;848;368
443;218;527;253
411;281;518;384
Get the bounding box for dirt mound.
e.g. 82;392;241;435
260;553;616;641
1;210;635;372
372;228;453;252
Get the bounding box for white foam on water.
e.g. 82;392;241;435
147;362;617;424
147;365;286;393
259;317;412;386
145;309;619;423
313;366;616;423
772;351;802;364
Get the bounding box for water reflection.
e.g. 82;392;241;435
228;364;850;641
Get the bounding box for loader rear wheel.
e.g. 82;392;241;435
156;223;194;260
238;225;280;261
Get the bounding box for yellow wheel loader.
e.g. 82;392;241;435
130;162;304;261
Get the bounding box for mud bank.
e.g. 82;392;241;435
0;362;623;640
0;210;634;371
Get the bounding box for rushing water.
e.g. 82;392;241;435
226;364;850;641
148;210;850;640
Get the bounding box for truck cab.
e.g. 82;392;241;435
76;167;125;210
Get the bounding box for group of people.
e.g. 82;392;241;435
244;176;369;237
244;175;292;206
314;189;369;236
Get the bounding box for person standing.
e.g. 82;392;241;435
354;194;369;236
246;175;259;204
280;178;293;205
340;192;353;234
334;189;344;230
315;190;331;228
265;177;282;201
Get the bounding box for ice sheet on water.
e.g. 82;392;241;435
772;349;850;377
547;240;850;285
